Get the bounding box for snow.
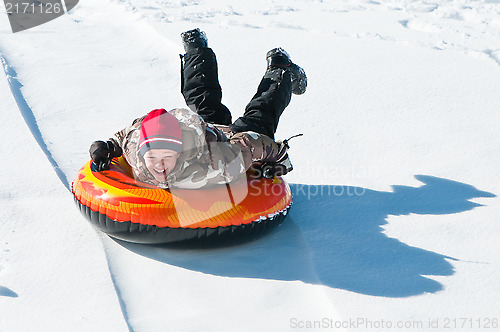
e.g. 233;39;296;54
1;0;499;331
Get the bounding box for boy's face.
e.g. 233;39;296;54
143;149;180;182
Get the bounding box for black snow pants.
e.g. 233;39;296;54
180;48;292;139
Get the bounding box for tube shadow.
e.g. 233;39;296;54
116;175;495;297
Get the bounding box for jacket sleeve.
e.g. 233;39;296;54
229;131;287;168
200;130;286;186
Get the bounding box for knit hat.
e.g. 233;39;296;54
138;109;183;156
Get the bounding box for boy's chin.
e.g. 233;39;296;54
153;175;167;182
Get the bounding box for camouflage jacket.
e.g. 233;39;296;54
111;108;286;189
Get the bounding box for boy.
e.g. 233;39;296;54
90;28;307;189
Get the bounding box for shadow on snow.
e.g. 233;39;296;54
0;285;18;298
116;175;495;298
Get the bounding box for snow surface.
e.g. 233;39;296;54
1;0;500;331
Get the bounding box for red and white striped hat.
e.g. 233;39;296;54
138;109;183;156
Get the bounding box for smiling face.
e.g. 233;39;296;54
143;149;180;182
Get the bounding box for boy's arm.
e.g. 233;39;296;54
89;115;145;171
229;132;290;168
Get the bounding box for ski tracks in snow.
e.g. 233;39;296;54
0;1;181;329
0;48;135;331
112;0;500;68
0;53;71;190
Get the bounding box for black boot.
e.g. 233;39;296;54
181;28;208;52
266;47;307;95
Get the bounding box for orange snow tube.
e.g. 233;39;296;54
72;157;292;244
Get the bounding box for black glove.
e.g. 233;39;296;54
89;140;122;171
261;163;289;179
250;162;289;179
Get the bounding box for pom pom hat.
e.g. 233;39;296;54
138;109;183;156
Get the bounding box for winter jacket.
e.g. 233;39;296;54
111;108;287;189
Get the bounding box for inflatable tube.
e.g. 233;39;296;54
72;157;292;244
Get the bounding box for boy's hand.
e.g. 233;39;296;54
250;162;290;179
89;140;122;171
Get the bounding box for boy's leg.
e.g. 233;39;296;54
230;48;306;139
180;37;232;125
229;68;292;139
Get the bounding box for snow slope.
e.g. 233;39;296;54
1;0;500;331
